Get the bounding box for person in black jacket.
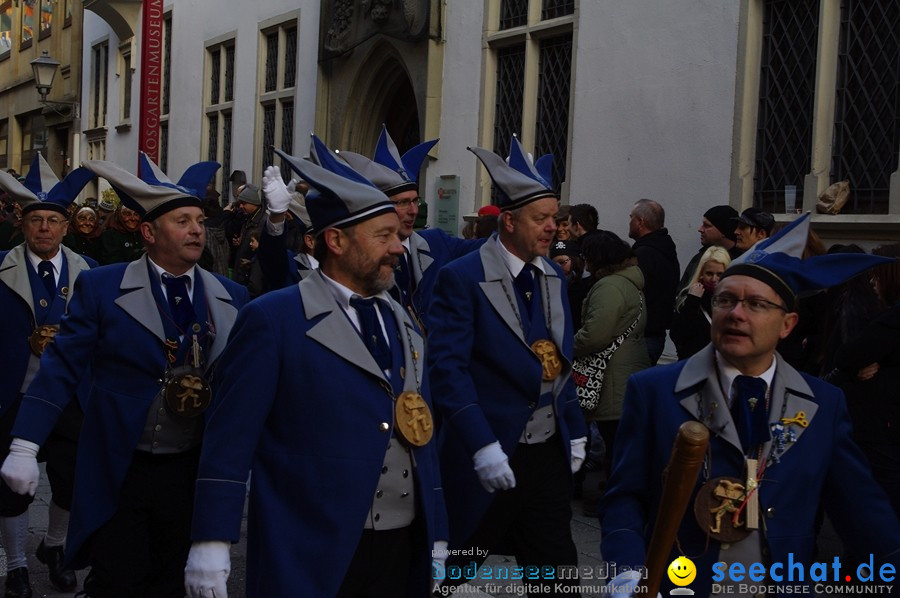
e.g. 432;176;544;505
670;246;731;360
628;198;679;364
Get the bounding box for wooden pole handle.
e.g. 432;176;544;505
635;421;709;598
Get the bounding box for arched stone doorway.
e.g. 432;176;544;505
341;41;421;156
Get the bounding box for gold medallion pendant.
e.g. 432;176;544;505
531;339;562;381
164;366;211;418
693;477;753;543
29;324;59;356
394;391;434;447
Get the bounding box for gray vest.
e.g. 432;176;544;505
364;438;416;530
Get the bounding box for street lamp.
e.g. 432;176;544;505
30;50;79;118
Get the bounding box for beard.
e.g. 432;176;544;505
347;242;399;296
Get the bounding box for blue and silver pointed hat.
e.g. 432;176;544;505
83;154;219;221
275;137;395;234
722;212;895;309
338;124;437;196
0;152;95;216
469;136;555;211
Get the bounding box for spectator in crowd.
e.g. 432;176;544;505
628;198;679;364
554;205;572;241
670;245;731;360
678;205;738;290
574;231;649;506
829;243;900;517
567;203;598;241
732;206;774;253
99;205;144;264
62;206;103;263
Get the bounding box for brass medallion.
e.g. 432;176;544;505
394;391;434;447
531;339;562;381
29;324;59;356
163;366;211;418
693;477;753;543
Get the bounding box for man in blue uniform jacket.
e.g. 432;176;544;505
0;156;248;598
0;155;96;597
184;144;447;598
601;214;900;598
262;127;484;330
428;137;587;596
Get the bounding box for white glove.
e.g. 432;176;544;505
261;166;292;214
432;540;448;591
570;436;587;473
473;441;516;493
606;570;658;597
1;438;40;496
185;541;231;598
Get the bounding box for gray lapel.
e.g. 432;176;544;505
197;268;240;366
114;256;166;343
294;253;316;280
301;272;387;382
478;241;527;346
0;245;35;319
763;355;818;463
60;246;92;308
676;345;743;453
387;299;427;392
409;232;434;284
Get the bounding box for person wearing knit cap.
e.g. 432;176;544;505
0;153;97;597
265;126;484;330
186;155;446;598
602;213;900;597
428;136;586;596
678;204;740;292
0;155;248;598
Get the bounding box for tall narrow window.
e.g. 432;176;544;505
21;0;35;46
258;20;297;178
91;42;109;129
205;37;236;196
120;44;133;121
485;0;574;199
38;0;51;37
831;0;900;214
0;1;12;57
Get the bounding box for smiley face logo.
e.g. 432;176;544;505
667;556;696;586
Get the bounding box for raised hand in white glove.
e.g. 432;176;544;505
185;541;231;598
261;165;292;214
473;441;516;493
570;436;587;473
0;438;40;496
606;570;658;597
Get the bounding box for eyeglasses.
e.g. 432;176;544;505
26;216;66;227
391;197;421;209
711;293;787;314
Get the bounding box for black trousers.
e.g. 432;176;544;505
442;441;580;597
82;448;199;598
336;526;414;598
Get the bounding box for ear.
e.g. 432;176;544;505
322;228;344;256
779;311;800;339
500;210;516;234
140;221;155;244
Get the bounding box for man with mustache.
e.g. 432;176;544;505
428;137;586;597
0;155;247;598
184;144;446;598
0;154;96;598
602;214;900;597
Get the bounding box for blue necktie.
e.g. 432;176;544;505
514;264;537;310
161;275;195;332
394;249;412;305
732;375;770;452
350;296;392;371
38;261;56;297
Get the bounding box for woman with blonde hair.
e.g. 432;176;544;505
670;245;731;360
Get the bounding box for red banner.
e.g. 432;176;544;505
138;0;164;164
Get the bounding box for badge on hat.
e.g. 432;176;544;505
83;154;220;221
337;125;437;196
469;136;556;211
0;152;95;216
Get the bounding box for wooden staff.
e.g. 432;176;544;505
635;421;710;598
